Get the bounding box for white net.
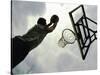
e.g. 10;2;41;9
58;29;76;48
63;29;76;43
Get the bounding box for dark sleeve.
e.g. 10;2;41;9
11;36;29;69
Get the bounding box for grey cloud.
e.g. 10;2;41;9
12;1;46;15
84;5;97;22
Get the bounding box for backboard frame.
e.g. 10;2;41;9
69;5;97;60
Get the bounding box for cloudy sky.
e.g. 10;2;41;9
12;1;97;74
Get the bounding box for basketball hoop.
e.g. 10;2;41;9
58;29;76;48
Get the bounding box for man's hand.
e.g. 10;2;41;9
46;15;59;32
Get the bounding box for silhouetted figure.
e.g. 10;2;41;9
11;15;59;70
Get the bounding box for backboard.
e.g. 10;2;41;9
69;5;97;60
